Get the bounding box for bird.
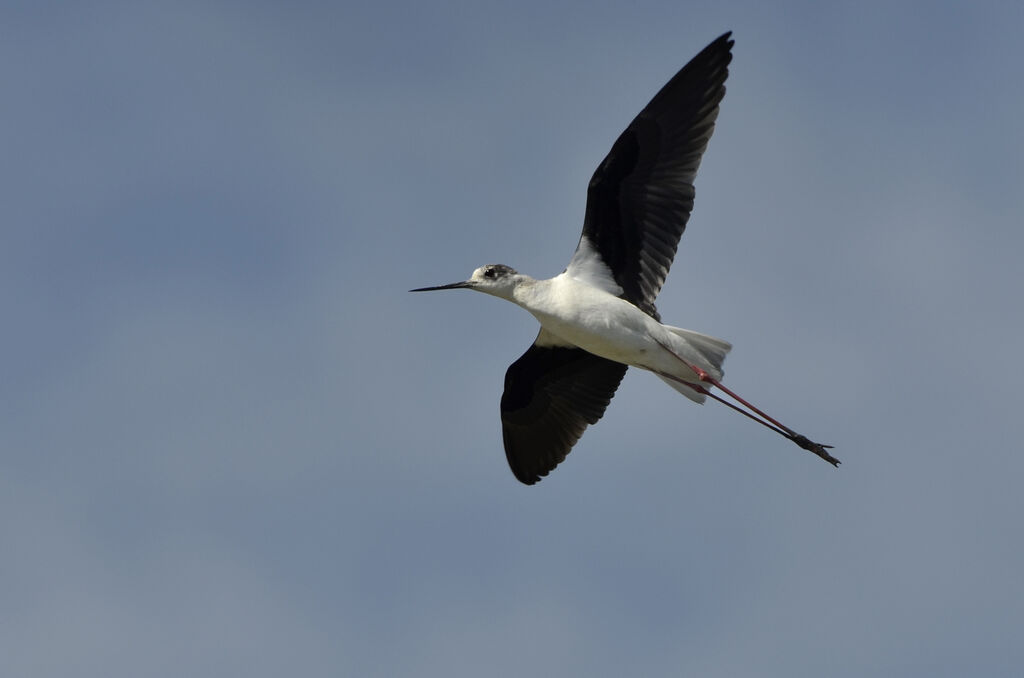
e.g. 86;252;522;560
411;32;837;484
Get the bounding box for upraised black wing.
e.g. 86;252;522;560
570;32;733;320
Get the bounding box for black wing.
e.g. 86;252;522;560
572;32;733;320
501;340;627;485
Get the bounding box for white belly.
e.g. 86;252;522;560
516;275;719;382
522;282;664;365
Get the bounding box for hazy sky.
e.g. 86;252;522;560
4;2;1023;676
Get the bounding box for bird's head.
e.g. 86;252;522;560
410;264;523;300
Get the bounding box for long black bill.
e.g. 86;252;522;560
409;281;473;292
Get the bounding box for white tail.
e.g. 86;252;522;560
655;327;732;404
665;326;731;375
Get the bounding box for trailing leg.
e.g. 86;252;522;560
653;338;839;466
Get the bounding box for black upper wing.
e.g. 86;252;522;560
573;32;733;320
501;341;627;485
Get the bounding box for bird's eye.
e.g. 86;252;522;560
484;268;495;278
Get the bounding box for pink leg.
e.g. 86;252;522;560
654;338;839;466
666;376;790;437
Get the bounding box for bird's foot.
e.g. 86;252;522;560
790;434;840;467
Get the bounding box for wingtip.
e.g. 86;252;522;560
710;31;735;61
713;30;734;48
514;471;543;486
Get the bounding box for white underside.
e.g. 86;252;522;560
516;274;731;404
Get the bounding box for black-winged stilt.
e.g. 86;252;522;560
412;33;837;484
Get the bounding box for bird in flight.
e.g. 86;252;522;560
412;32;837;484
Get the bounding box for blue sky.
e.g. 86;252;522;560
3;1;1023;675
